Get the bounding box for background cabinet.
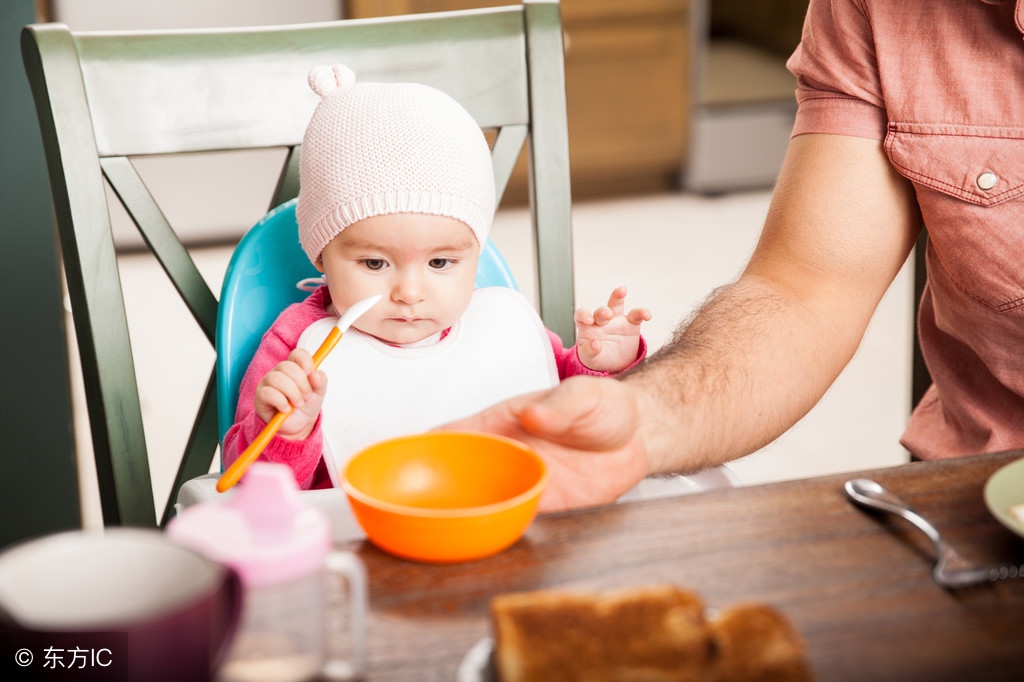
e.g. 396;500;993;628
346;0;690;203
684;0;806;193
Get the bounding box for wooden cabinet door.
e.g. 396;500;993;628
346;0;691;201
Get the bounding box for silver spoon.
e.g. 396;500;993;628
844;478;1024;588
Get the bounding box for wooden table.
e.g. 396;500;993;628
338;451;1024;681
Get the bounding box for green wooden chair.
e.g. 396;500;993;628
21;1;574;528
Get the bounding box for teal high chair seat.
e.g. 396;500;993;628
22;1;574;527
216;199;519;443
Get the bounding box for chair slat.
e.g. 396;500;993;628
524;1;575;345
159;372;219;526
100;157;218;343
491;124;528;204
22;24;157;527
76;10;530;157
271;145;303;210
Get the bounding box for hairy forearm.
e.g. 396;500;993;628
626;270;868;473
625;134;921;476
625;274;859;474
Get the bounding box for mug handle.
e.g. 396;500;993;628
322;551;368;680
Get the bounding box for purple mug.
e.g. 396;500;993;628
0;528;242;681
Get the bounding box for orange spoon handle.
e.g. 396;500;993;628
216;410;290;492
216;326;344;493
311;326;343;366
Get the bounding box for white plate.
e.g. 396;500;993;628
454;638;494;682
983;456;1024;539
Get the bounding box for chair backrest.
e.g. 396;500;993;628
216;198;518;444
21;1;573;527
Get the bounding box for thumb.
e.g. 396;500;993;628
520;376;634;451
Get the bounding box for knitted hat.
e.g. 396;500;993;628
297;64;496;264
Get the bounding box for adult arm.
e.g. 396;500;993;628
634;132;921;472
445;133;922;510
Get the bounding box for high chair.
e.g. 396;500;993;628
22;2;574;527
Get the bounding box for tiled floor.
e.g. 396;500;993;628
69;189;914;527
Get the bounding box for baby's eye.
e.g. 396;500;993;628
360;259;386;271
429;258;455;270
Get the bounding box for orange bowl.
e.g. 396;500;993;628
342;432;548;563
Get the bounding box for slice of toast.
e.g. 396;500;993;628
489;586;813;682
491;584;714;682
709;603;813;682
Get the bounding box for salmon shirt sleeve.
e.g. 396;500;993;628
786;0;888;141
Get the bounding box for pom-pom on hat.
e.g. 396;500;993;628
297;64;496;264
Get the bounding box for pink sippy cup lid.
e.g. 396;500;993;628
166;463;332;587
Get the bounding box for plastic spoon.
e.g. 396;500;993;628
216;294;382;493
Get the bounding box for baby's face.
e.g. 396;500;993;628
318;213;480;345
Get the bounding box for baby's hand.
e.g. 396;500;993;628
574;286;651;373
253;349;326;440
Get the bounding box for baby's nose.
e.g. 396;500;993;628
391;271;424;303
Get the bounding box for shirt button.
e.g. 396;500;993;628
977;172;998;190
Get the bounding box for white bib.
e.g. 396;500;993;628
297;287;559;485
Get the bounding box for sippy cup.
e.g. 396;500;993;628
167;462;367;682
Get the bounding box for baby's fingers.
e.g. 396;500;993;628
575;337;603;366
574;307;596;326
260;370;307;411
274;357;321;401
605;286;628;312
288;348;316;373
592;306;615;326
626;307;652;326
252;380;299;424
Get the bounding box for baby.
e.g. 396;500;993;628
222;65;650;489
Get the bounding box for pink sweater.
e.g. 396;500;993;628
222;286;646;489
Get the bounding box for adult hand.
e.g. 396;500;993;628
441;375;650;511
